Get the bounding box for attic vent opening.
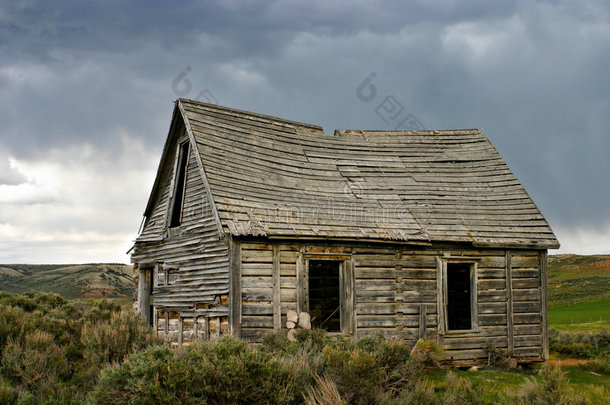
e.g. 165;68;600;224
446;262;473;330
308;260;341;332
169;141;189;228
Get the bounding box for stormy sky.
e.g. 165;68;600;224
0;0;608;263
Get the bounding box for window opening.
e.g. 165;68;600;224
169;141;189;228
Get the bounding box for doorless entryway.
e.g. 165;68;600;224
308;260;341;331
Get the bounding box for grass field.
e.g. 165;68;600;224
548;254;610;333
549;296;610;327
425;366;610;402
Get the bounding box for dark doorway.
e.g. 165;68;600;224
309;260;341;332
446;263;472;330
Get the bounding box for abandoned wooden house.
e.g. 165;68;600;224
131;98;559;365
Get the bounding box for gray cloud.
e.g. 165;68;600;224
0;153;27;185
0;0;608;261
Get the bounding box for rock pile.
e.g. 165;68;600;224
286;310;311;341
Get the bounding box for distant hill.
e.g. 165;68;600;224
0;264;134;299
548;254;610;306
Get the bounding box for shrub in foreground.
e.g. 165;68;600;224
93;336;307;404
0;292;159;403
509;365;607;405
94;331;426;405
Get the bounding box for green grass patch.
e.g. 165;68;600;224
562;365;610;389
425;366;610;403
549;297;610;326
425;367;530;401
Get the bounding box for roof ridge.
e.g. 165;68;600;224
178;98;324;132
334;129;481;136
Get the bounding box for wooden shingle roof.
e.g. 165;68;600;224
149;99;559;249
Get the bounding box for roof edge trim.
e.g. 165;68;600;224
178;100;225;237
143;102;181;218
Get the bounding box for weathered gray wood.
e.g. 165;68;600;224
471;262;479;330
137;267;151;323
505;251;514;355
540;250;549;360
204;316;210;340
178;317;184;346
418;304;427;339
296;247;305;313
178;100;224;236
152;307;158;335
272;245;281;330
436;257;445;344
348;257;356;336
230;240;241;338
135;101;554;366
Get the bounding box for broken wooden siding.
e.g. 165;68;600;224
132;133;230;342
234;241;546;364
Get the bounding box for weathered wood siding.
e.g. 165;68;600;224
511;250;545;360
133;134;230;343
235;241;546;364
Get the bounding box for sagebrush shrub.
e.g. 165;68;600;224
410;338;443;368
81;310;160;367
0;292;159;403
93;336;310;404
549;328;610;358
1;331;69;399
511;365;567;405
582;354;610;375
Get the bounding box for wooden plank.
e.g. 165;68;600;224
204;316;210;340
349;257;356;336
418;304;427;339
137;267;151;323
296;248;305;313
443;348;488;361
242;316;274;328
178;317;184;346
540;250;549;360
471;262;478;330
436;256;445;344
513;313;542;324
272;244;281;330
505;251;514;355
230;240;241;338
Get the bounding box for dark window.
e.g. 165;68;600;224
169;142;189;228
446;262;472;330
309;260;341;332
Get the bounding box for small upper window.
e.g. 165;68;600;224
169;141;189;228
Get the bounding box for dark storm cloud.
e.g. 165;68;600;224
0;0;608;261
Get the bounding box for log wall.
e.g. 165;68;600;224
235;241;547;364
